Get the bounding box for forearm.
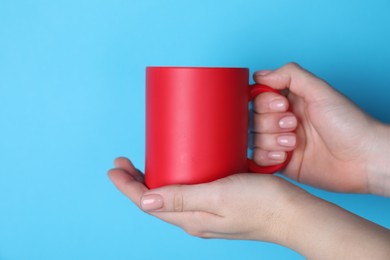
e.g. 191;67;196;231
277;192;390;259
367;122;390;197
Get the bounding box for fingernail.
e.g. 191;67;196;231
277;135;296;147
269;99;287;112
279;116;297;129
255;70;272;76
141;194;163;211
268;151;286;161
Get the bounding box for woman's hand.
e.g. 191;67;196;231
108;157;305;242
108;157;390;259
253;63;390;195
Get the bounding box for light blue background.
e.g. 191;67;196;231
1;0;390;259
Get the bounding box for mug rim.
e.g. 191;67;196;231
146;66;249;71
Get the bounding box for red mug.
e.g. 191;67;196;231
145;67;292;189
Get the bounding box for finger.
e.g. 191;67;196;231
252;132;296;151
253;112;297;134
140;182;222;214
114;157;144;182
253;92;289;114
254;62;334;103
114;156;135;170
252;149;287;166
108;168;148;207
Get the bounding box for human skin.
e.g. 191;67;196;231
108;63;390;258
252;63;390;196
108;158;390;259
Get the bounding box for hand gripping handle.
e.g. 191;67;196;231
247;84;293;174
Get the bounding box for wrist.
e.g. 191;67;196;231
259;178;311;245
277;190;390;259
270;186;315;251
366;122;390;196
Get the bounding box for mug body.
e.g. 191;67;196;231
145;67;250;188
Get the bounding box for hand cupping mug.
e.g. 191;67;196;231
145;67;292;188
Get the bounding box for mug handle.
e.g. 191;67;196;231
247;84;293;174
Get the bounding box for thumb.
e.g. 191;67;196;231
254;62;337;103
140;183;218;213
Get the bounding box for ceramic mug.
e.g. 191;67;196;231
145;67;292;188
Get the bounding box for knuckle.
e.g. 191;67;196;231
253;114;266;132
253;133;267;149
253;100;267;114
172;186;184;212
253;149;267;165
285;62;301;70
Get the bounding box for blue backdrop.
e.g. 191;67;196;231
1;0;390;259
